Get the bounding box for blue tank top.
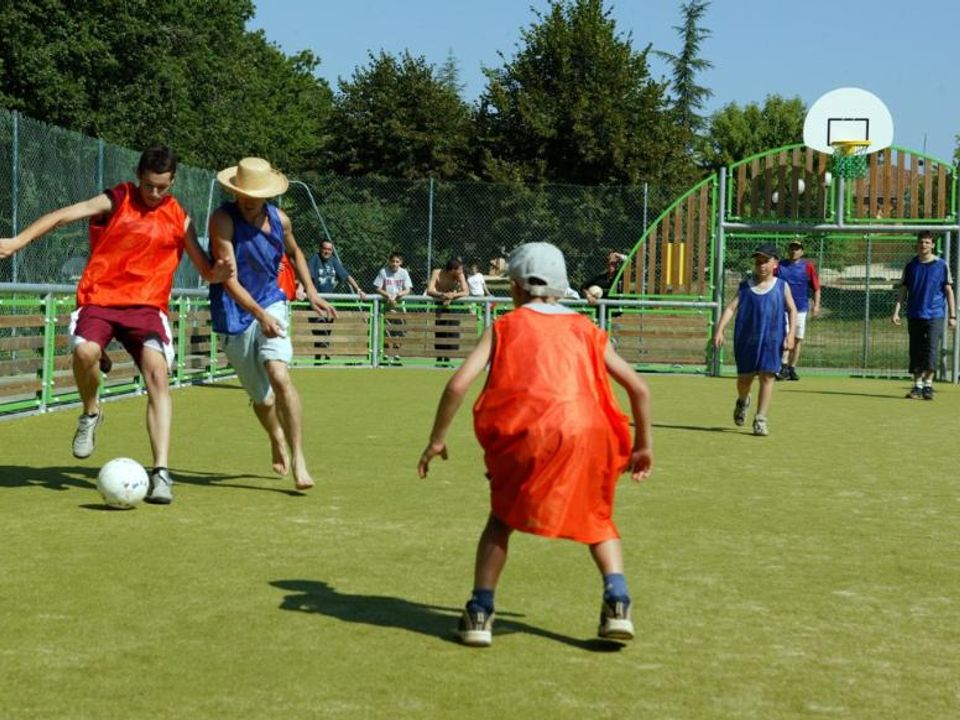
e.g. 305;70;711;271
210;202;288;334
776;259;812;312
733;276;786;374
902;257;950;320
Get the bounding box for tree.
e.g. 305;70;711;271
476;0;693;186
326;51;475;180
0;0;333;172
701;95;807;169
655;0;713;135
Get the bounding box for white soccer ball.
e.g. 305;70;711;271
97;458;150;509
587;285;603;299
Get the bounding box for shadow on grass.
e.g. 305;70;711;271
0;465;302;497
653;423;740;433
271;579;625;652
0;464;98;490
782;388;903;400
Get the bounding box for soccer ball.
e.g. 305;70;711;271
587;285;603;299
97;458;150;509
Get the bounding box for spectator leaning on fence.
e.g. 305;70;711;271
892;230;957;400
308;240;367;299
0;145;232;504
580;251;626;303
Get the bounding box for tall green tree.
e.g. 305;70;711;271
655;0;713;135
326;51;475;180
701;95;807;169
477;0;692;186
0;0;333;172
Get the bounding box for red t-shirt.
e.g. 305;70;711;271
76;182;187;311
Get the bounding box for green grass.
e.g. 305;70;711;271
1;370;958;718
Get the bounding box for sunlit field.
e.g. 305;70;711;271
1;369;957;719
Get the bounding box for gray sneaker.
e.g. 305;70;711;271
753;414;769;436
457;607;494;647
733;395;750;426
145;468;174;505
598;599;635;640
72;410;103;458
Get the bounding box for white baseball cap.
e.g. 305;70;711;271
507;242;569;298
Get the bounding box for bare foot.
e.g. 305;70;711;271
292;455;314;491
271;438;289;475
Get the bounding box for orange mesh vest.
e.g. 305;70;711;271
76;182;187;311
277;254;296;300
473;307;632;544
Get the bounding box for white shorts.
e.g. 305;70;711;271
220;301;292;404
794;311;808;340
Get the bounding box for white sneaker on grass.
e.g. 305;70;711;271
72;409;103;459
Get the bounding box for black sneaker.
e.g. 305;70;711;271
905;386;923;399
457;606;493;647
733;395;750;426
787;366;799;381
775;364;787;381
922;386;934;400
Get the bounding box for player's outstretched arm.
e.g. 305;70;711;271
605;342;653;481
182;218;234;284
0;194;112;258
417;327;493;478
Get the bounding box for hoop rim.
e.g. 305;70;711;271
830;139;872;156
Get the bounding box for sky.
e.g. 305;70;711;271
248;0;960;163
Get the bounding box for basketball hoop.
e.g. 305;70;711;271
830;139;871;180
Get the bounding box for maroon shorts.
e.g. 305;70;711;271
70;305;174;369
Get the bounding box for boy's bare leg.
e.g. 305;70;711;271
735;373;754;401
139;348;172;468
72;342;103;415
473;515;513;589
252;399;290;475
265;360;313;490
756;372;775;416
589;538;625;575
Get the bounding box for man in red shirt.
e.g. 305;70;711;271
0;146;232;504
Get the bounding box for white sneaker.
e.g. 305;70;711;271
72;410;103;458
598;599;635;640
753;415;769;436
145;468;174;505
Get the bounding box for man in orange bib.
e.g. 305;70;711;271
418;242;654;647
0;146;232;504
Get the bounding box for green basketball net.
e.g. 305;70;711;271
830;140;871;180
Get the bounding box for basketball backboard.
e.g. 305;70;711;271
802;87;894;154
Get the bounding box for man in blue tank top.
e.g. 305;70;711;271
209;157;337;489
775;239;821;381
892;231;956;399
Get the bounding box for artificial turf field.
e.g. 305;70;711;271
1;369;957;719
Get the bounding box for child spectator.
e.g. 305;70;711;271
417;241;654;647
466;261;490;297
373;251;413;364
712;243;797;436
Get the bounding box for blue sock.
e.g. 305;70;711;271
603;573;630;603
467;588;495;614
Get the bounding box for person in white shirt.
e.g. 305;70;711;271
373;251;414;364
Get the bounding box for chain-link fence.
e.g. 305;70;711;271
721;232;956;377
1;108;677;293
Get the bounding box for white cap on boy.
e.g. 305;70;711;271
508;242;570;298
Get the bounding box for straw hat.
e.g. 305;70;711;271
216;157;289;198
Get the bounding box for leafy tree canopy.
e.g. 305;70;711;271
326;51;475;180
700;94;806;169
477;0;693;186
0;0;332;172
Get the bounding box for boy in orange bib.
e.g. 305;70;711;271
418;242;653;647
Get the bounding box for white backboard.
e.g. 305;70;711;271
803;87;894;154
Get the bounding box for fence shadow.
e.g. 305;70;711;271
0;464;98;490
270;579;625;652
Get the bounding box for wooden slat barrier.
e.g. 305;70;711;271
610;313;709;366
378;308;481;360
